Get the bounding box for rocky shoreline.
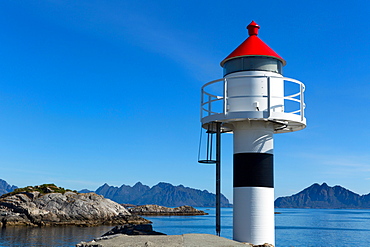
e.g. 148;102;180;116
128;204;208;216
0;184;149;227
0;184;208;228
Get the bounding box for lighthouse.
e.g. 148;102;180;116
200;21;306;245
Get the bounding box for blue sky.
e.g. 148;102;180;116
0;1;369;201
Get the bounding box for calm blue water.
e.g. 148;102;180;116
0;208;370;246
146;208;370;247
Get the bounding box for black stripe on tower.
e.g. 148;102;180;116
233;153;274;188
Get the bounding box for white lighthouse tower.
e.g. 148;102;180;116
200;21;306;245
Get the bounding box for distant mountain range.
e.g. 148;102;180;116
3;178;370;209
0;179;17;195
275;183;370;209
0;178;231;207
94;182;232;207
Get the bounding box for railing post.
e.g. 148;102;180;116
200;88;204;120
267;76;271;118
208;95;212;117
224;78;227;115
215;121;221;236
300;83;304;121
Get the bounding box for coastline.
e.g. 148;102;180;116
1;208;370;246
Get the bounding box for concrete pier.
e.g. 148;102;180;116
76;234;274;247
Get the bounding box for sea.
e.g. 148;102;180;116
0;208;370;247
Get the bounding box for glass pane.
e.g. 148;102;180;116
223;56;282;75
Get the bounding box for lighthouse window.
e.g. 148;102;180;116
223;56;282;76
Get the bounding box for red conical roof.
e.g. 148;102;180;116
220;21;286;67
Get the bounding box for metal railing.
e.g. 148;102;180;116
201;75;306;122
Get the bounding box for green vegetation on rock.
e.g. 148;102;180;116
2;184;77;197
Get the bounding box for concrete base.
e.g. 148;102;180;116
76;233;274;247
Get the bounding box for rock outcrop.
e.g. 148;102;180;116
129;205;208;216
101;224;165;236
0;185;150;227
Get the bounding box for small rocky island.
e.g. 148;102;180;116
128;204;208;216
0;184;149;227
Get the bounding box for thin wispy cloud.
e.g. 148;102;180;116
109;9;221;81
297;152;370;175
40;1;220;82
298;152;369;164
53;179;103;189
0;166;55;176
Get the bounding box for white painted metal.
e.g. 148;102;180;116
226;71;284;113
233;187;275;245
227;118;278;246
232;120;275;245
200;74;306;133
232;121;274;154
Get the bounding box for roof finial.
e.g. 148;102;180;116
247;21;260;36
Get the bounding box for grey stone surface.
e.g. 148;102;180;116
183;234;249;247
0;191;150;226
129;205;208;216
76;234;253;247
102;224;165;236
